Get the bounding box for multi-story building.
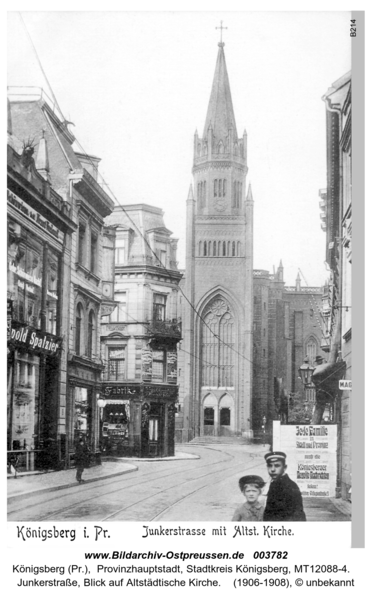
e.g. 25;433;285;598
7;97;76;470
318;72;351;500
252;265;326;435
8;87;116;468
101;204;182;457
179;41;253;441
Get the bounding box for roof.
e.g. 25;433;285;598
203;43;237;141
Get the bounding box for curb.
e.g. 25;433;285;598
7;464;138;504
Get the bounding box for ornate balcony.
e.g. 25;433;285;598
147;318;182;344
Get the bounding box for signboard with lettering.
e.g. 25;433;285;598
339;380;352;390
142;346;152;382
101;384;140;399
9;323;62;356
7;299;13;341
7;189;62;240
273;421;337;499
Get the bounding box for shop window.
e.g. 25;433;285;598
115;237;126;264
108;347;126;380
153;294;166;322
149;418;158;441
9;351;40;451
75;303;84;355
73;387;92;445
87;310;95;358
152;350;166;382
90;232;98;273
78;223;86;265
7;223;43;328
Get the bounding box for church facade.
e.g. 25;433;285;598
178;42;253;441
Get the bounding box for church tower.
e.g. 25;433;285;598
181;41;253;441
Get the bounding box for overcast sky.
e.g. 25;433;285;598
7;11;351;286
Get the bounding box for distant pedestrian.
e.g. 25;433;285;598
263;451;306;521
232;475;265;521
75;437;89;483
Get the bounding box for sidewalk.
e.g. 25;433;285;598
7;450;199;503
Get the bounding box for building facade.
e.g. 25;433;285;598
179;42;253;441
318;73;351;500
252;266;326;436
101;204;182;457
8;87;116;468
7;99;76;470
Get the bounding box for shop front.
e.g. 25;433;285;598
67;360;103;466
7;321;62;471
100;383;177;458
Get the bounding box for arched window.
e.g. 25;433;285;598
218;241;221;256
214;179;218;197
222;241;226;257
306;338;317;365
213;241;216;256
223;179;226;197
201;297;235;387
237;242;240;256
232;242;235;256
87;310;95;358
208;241;211;256
203;241;207;256
218;179;222;197
75;303;84;355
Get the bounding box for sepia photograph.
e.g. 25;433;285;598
7;11;353;525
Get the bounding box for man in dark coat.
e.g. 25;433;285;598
75;437;89;483
263;451;306;521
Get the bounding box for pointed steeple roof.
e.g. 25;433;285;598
187;184;194;200
246;182;253;202
203;43;237;141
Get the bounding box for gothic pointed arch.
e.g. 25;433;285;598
200;294;236;387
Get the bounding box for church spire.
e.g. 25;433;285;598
203;43;237;142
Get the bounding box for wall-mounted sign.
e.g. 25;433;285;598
9;323;62;356
339;380;352;390
7;299;13;341
273;421;337;499
144;385;178;400
102;384;140;399
7;189;62;240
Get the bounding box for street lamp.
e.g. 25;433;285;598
97;397;106;453
298;357;315;388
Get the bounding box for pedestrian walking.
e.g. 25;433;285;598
263;451;306;521
75;437;90;483
232;475;265;521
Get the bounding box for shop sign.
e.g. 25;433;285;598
144;385;178;400
339;380;352;390
9;323;62;356
102;384;140;399
273;421;337;499
7;189;61;240
167;350;177;384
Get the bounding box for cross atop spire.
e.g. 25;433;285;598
216;20;228;46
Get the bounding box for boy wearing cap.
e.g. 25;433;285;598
263;451;306;521
232;475;265;521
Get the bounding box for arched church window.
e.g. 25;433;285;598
237;242;240;256
208;241;211;256
218;141;224;154
214;180;218;197
201;297;235;388
227;241;231;256
306;338;317;365
232;242;235;257
218;179;222;197
204;241;207;256
218;241;221;256
222;242;226;257
223;179;226;197
213;241;216;256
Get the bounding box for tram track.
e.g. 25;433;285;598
8;445;244;521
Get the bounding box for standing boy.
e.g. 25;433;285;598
232;475;265;521
263;451;306;521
